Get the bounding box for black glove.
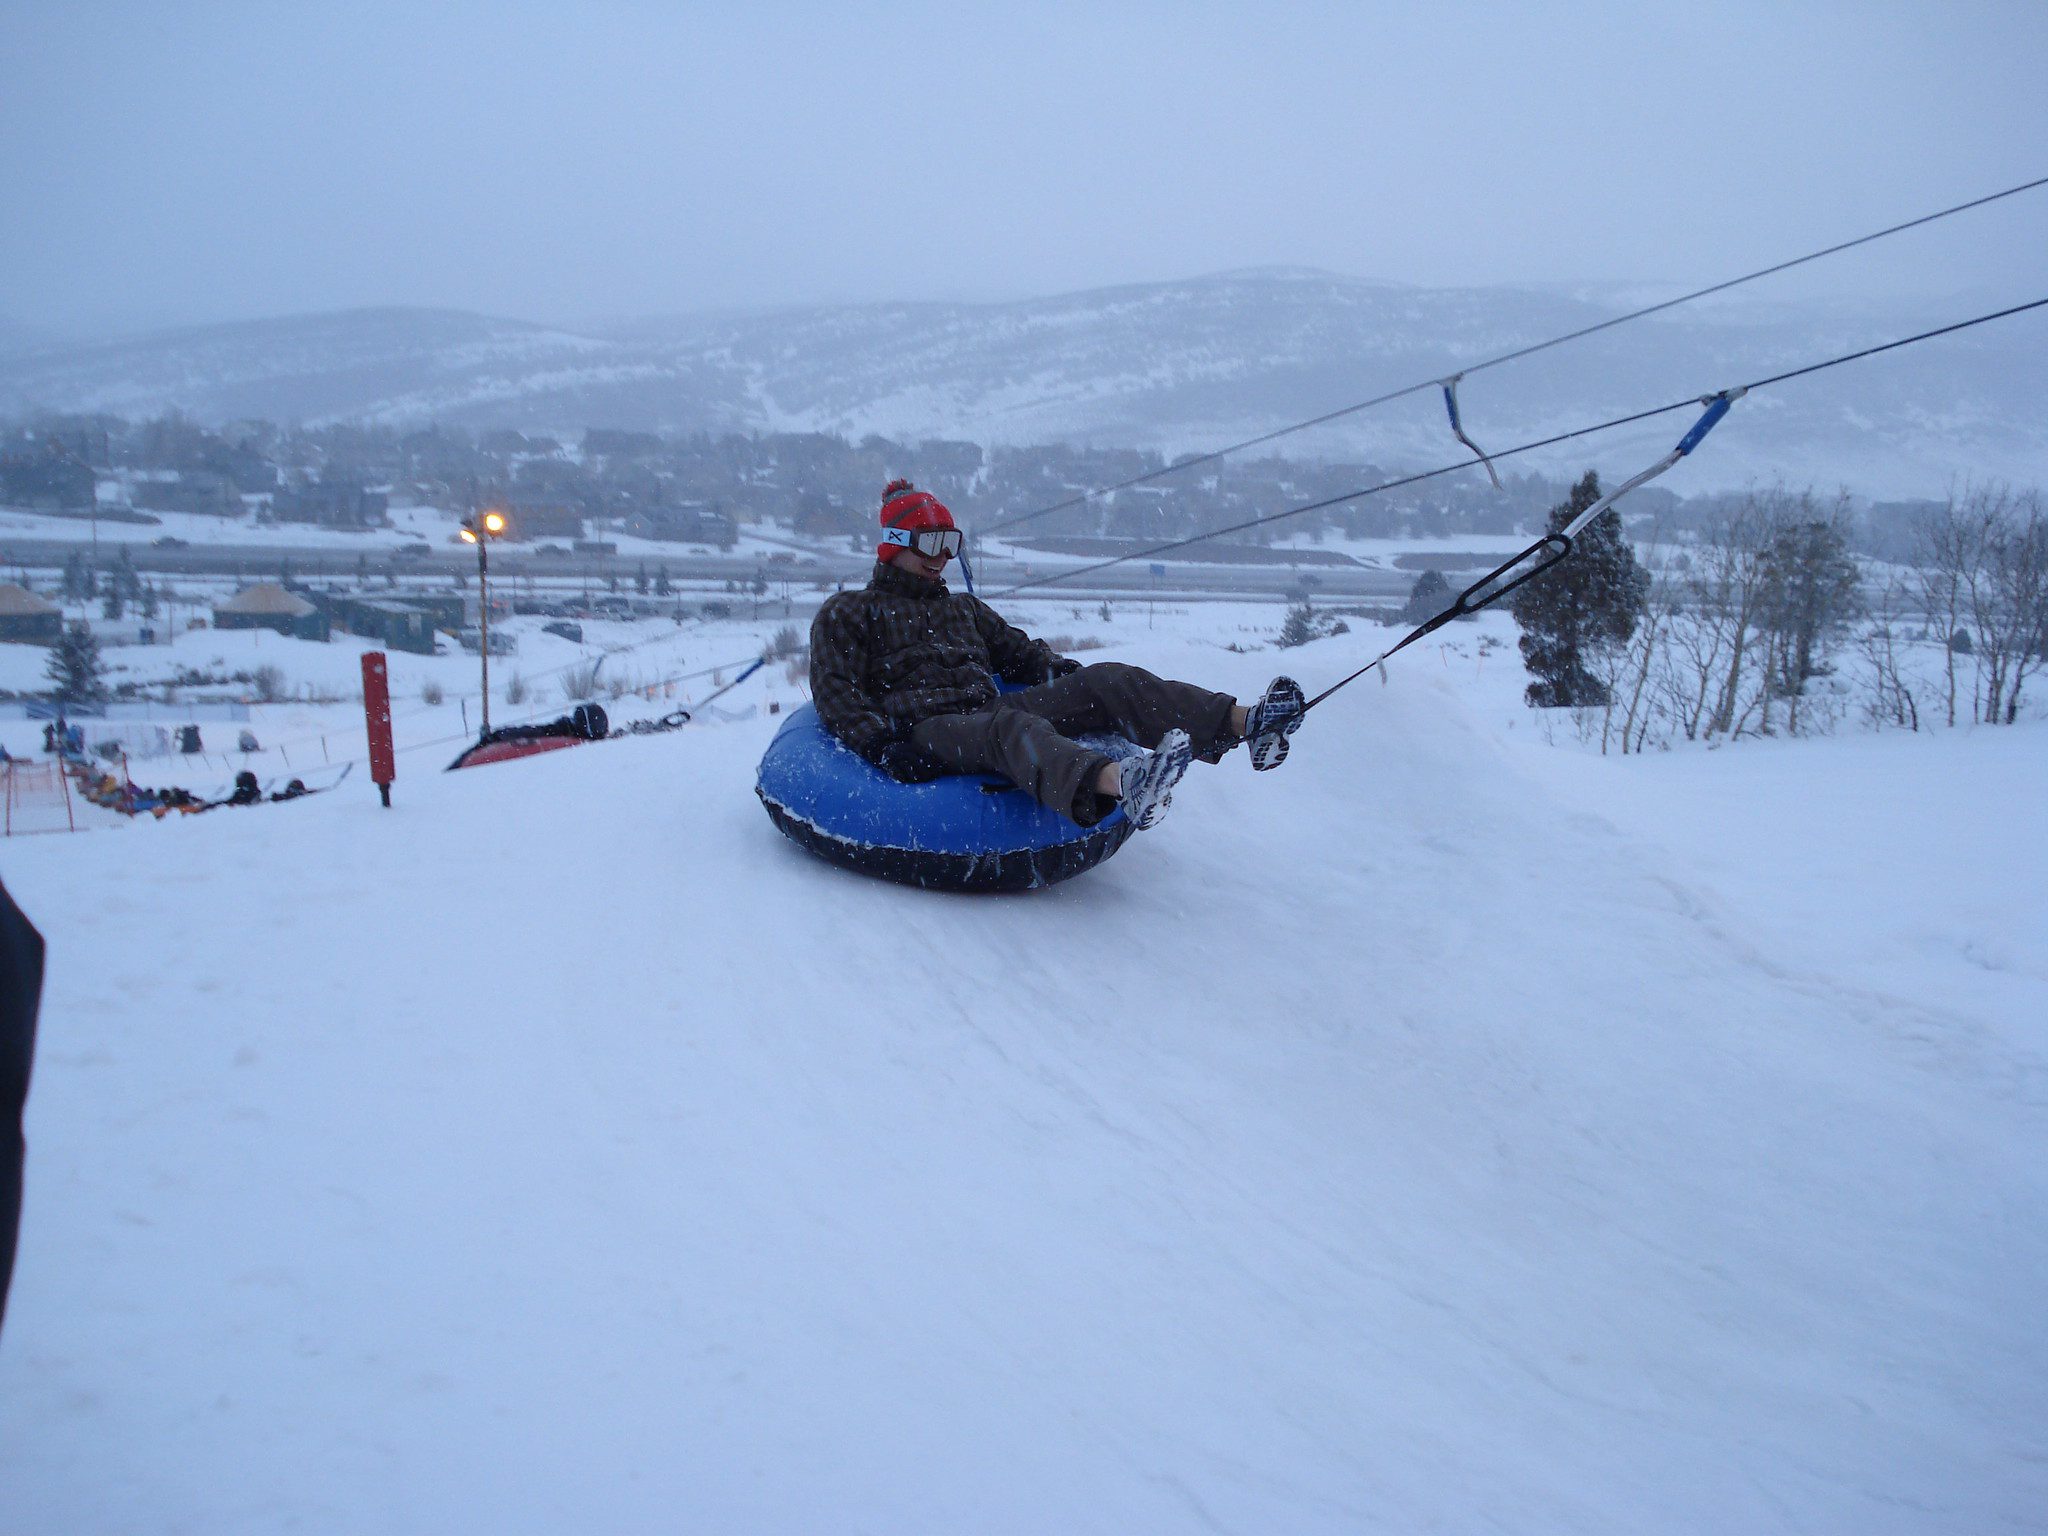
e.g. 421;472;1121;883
875;741;950;783
1047;654;1083;679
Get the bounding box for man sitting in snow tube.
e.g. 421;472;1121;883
808;480;1309;834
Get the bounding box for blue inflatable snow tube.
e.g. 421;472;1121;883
755;703;1135;893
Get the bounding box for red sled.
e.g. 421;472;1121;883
447;704;609;771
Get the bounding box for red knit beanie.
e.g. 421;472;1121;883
877;479;955;563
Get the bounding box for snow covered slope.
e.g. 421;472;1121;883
1;630;2043;1533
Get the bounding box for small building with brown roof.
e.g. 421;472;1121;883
0;583;63;645
212;582;330;642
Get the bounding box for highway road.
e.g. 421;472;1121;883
0;532;1425;605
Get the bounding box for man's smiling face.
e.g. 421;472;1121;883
892;546;952;582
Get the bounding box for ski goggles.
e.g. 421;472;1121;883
882;526;964;558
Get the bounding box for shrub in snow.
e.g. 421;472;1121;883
560;663;601;702
251;665;287;703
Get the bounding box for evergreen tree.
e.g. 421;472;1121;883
102;587;125;621
1277;599;1318;648
654;564;672;595
1402;569;1452;625
636;562;650;594
45;622;109;703
1509;471;1649;708
139;581;160;620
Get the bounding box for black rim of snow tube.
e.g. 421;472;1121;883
757;789;1136;894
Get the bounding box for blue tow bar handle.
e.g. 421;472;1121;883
1677;388;1743;456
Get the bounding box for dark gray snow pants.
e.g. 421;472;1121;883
910;662;1238;825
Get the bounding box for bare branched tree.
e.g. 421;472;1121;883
1917;484;2047;725
1694;494;1778;739
1974;487;2048;723
1599;557;1678;754
1915;490;1991;727
1856;575;1920;732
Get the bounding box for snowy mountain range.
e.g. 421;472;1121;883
4;269;2043;496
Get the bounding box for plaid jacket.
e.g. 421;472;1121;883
809;560;1070;761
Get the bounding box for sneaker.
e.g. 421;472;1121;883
1243;676;1306;771
1118;728;1193;831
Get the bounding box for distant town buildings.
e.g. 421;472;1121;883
213;582;329;641
135;470;242;517
317;592;460;654
1;409;1580;553
272;478;389;530
497;502;585;542
0;445;94;510
0;584;63;645
620;504;737;548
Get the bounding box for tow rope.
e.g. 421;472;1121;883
675;656;768;714
1301;389;1743;713
611;656;770;733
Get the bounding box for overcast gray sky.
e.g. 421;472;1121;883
3;0;2044;335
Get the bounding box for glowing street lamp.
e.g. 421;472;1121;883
460;508;509;733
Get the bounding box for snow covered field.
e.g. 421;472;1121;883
1;606;2043;1533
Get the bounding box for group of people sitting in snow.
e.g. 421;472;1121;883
808;480;1306;831
67;764;310;819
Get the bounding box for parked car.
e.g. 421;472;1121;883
456;627;517;656
150;535;189;548
395;542;433;559
542;620;584;643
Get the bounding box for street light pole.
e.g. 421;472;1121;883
477;532;492;735
460;509;508;736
